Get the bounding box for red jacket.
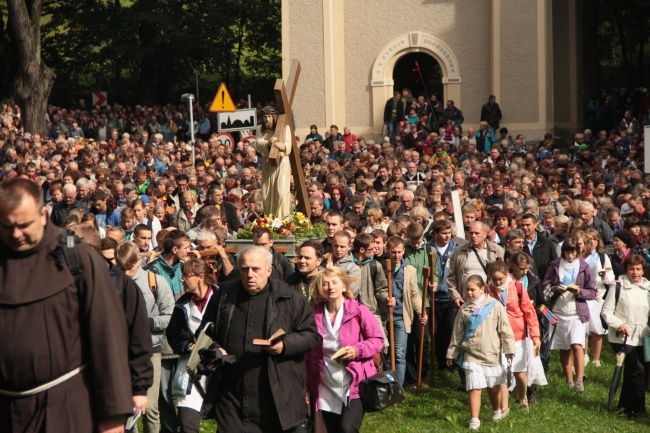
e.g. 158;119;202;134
490;279;541;342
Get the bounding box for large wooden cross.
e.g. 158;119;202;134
270;60;310;218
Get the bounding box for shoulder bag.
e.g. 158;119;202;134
359;370;404;412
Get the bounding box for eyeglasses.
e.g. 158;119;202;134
180;274;198;281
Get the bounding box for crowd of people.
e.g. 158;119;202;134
0;85;649;433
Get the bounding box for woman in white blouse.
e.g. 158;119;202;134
306;267;384;433
583;229;615;367
601;254;650;416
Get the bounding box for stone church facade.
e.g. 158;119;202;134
281;0;581;140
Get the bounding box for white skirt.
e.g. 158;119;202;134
586;299;607;335
550;313;586;351
499;338;548;390
463;361;506;390
526;342;548;387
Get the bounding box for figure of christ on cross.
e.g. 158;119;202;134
256;60;311;219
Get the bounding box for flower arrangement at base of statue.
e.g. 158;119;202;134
237;211;326;241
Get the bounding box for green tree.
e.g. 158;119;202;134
41;0;281;106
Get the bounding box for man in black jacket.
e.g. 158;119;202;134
579;202;614;255
384;90;405;144
520;213;557;279
323;125;344;153
195;184;240;232
439;100;464;132
199;246;320;432
51;183;86;226
285;240;324;299
480;95;502;130
253;228;294;280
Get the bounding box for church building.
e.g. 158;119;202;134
281;0;581;140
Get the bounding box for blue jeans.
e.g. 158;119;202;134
391;318;408;387
386;120;398;144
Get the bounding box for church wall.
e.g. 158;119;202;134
284;0;327;132
552;0;572;126
453;0;493;126
285;0;559;140
342;0;493;133
500;0;539;124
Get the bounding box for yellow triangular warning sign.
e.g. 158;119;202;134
209;83;236;113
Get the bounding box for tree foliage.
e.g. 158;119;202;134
593;0;649;88
39;0;281;106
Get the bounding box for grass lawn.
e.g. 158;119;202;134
181;348;650;432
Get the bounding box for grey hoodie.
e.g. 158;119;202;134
132;266;175;350
334;253;362;297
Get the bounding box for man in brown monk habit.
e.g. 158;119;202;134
0;178;133;433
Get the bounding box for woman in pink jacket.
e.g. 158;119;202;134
306;267;384;433
488;259;542;412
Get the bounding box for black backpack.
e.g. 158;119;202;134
600;281;621;330
55;230;83;274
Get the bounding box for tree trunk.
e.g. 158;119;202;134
6;0;55;134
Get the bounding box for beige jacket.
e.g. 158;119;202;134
446;297;515;366
447;240;504;301
396;264;424;334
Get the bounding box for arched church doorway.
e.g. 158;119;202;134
371;32;461;136
393;52;443;103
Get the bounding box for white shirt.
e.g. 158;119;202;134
318;303;352;414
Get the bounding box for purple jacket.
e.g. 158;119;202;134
543;258;597;323
306;298;384;408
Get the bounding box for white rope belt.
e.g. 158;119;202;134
0;363;88;398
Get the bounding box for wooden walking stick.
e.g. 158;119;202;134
416;266;430;395
429;251;437;371
386;259;395;372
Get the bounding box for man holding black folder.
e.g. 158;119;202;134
199;246;320;432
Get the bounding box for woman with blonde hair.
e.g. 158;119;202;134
306;267;384;433
582;228;615;367
409;205;433;239
363;207;388;233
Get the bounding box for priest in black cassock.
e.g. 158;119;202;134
200;246;320;432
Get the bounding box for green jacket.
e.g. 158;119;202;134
404;240;438;306
148;256;183;299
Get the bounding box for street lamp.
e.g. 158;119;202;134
181;93;195;166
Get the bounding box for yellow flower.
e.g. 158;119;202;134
296;213;304;222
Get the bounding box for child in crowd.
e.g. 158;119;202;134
121;207;136;240
506;251;547;404
488;260;543;412
408;108;419;125
447;275;515;430
542;236;597;392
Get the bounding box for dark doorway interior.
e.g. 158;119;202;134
392;52;443;101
